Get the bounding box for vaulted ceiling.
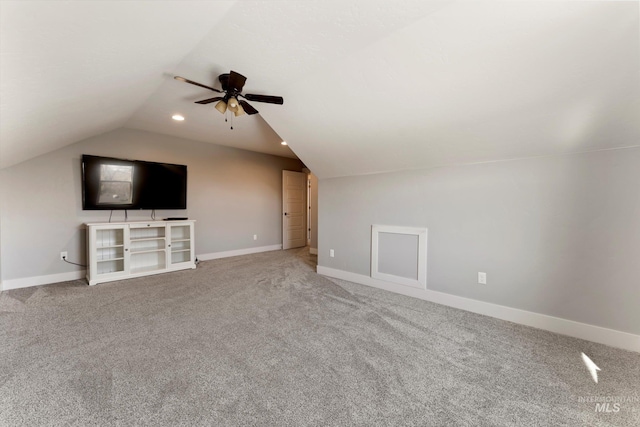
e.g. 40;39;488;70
2;1;638;178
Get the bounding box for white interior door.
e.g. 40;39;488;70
282;170;307;250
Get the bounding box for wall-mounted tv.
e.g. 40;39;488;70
82;155;187;210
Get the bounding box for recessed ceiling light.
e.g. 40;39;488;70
172;114;185;121
281;141;288;146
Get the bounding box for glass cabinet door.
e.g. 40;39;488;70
168;223;193;266
90;224;129;280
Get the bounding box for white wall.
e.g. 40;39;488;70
318;148;640;336
0;128;303;286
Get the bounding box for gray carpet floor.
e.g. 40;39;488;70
1;248;638;426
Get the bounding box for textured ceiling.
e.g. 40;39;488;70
1;1;638;177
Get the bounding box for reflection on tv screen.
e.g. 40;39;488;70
97;164;133;204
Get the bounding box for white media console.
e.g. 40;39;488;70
86;220;196;286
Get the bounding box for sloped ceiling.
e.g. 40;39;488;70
2;1;638;178
0;1;238;168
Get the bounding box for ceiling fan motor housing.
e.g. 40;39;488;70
218;73;230;92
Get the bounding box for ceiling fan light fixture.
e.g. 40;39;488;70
227;97;239;112
234;103;245;117
215;100;227;114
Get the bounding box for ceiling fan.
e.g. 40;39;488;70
174;71;283;121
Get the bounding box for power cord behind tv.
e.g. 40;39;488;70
108;209;129;223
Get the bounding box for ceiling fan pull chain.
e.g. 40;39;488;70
230;113;234;130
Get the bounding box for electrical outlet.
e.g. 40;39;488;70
330;249;335;258
60;251;68;261
253;234;257;241
478;272;487;285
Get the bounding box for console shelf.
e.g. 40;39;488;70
86;220;196;286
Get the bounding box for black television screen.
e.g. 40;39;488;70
82;155;187;210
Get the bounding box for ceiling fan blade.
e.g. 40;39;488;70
243;94;284;105
174;76;222;93
239;100;259;115
228;71;247;92
195;97;223;105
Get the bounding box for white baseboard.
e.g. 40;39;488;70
1;244;283;291
1;270;87;292
197;244;282;261
309;247;318;255
317;265;640;353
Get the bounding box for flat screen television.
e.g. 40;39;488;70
82;155;187;210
